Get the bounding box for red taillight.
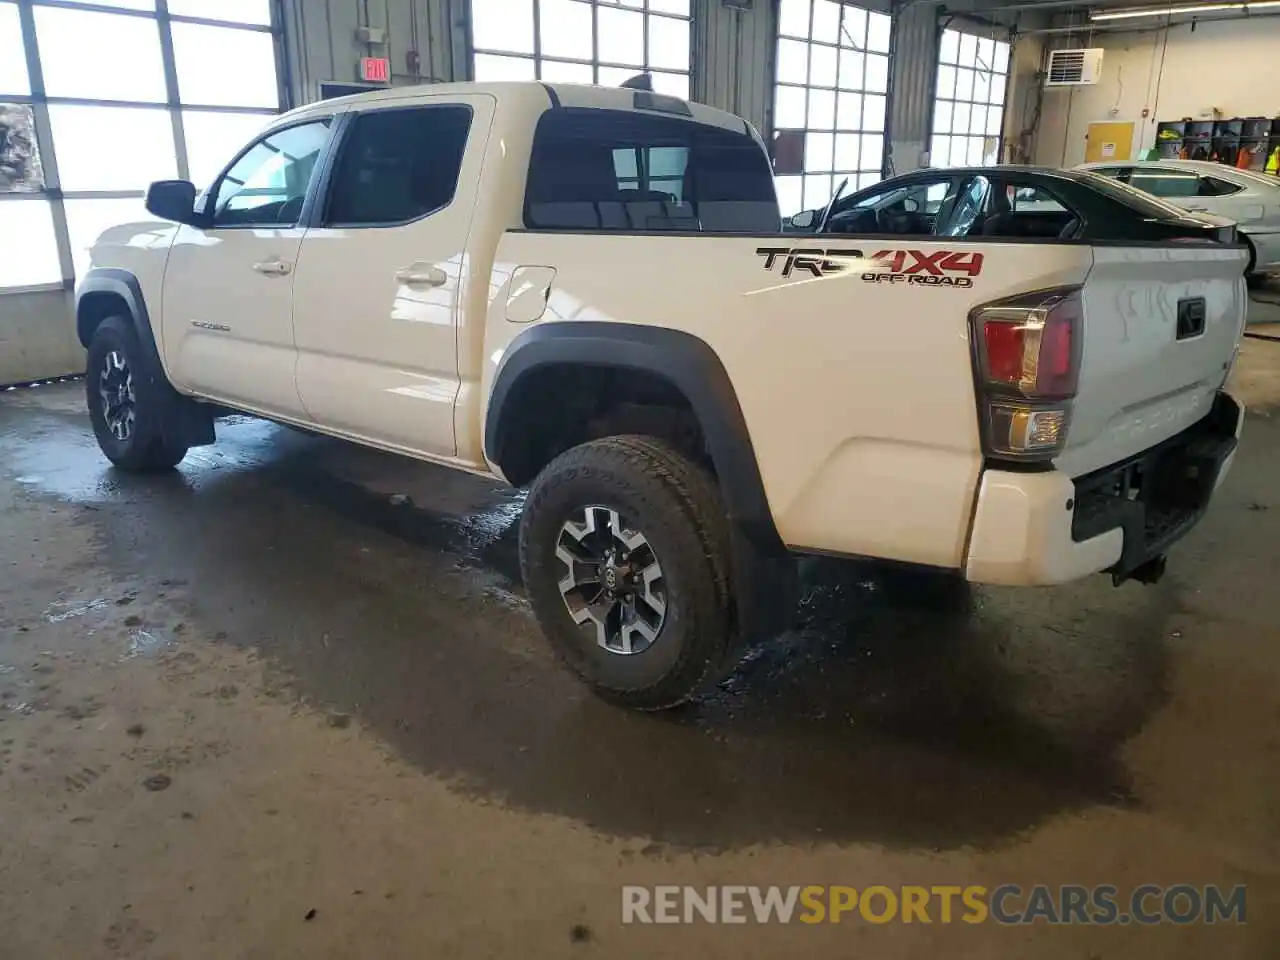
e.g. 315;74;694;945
971;288;1082;460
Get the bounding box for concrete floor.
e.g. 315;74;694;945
2;302;1280;957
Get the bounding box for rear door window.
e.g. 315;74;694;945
322;105;472;226
525;107;779;233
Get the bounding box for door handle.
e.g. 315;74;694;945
395;264;448;287
252;259;293;277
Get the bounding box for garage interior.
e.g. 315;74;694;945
2;0;1280;956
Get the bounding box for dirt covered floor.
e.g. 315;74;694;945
2;333;1280;958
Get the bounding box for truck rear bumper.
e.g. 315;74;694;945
964;391;1243;586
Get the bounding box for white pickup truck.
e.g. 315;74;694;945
78;81;1245;710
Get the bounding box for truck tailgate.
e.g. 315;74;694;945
1055;243;1248;478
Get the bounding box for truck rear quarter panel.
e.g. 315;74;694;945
485;232;1094;566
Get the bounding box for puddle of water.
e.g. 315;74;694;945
44;598;109;623
121;629;172;660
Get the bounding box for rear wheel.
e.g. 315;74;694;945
86;317;188;471
519;435;734;710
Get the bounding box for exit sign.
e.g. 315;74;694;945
359;57;390;83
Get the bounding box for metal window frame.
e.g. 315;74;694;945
771;0;892;211
0;0;285;291
468;0;692;94
928;23;1012;169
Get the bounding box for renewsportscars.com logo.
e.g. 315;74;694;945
756;246;985;287
621;884;1247;926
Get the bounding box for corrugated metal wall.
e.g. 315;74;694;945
888;1;937;173
691;0;775;135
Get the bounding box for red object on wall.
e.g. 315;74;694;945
360;57;390;83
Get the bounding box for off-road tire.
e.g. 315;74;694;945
86;316;189;471
520;435;735;710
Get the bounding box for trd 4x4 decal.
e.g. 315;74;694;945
756;246;985;288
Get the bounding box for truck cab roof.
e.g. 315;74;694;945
279;80;755;136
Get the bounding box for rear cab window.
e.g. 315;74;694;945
524;107;780;233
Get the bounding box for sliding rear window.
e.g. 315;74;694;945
524;107;780;233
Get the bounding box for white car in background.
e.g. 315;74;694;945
1078;159;1280;283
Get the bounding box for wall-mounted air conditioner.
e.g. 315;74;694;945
1045;48;1105;86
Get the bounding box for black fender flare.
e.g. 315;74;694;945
485;321;784;555
76;268;165;375
76;267;215;447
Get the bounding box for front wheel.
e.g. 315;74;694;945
519;436;735;710
86;316;189;471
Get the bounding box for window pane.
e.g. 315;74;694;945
0;103;43;192
976;37;996;73
775;85;806;128
953;102;971;138
172;23;278;108
50;105;176;191
36;7;166;102
975;68;993;104
811;0;841;44
994;41;1011;74
324;107;471;226
802;173;831;210
838;49;863;90
936;65;955;98
940;30;960;64
810;44;836;87
65;197;149;281
649;71;689;101
990;73;1006;107
804;131;833;172
864;53;888;93
0;199;60;286
539;0;591;60
867;13;890;53
934;100;952;136
862;94;885;132
213;120;330;226
860;134;883;171
775;175;803;216
596;66;640;87
182;109;273;187
834;133;858;171
836;92;861;131
930;135;949;167
807;88;835;129
471;0;533;53
648;15;689;71
649;0;690;14
776;39;808;85
539;59;593;84
473;54;536;82
986;104;1002;136
958;33;978;66
168;0;271;25
598;6;643;65
841;5;867;46
0;4;29;96
778;0;810;39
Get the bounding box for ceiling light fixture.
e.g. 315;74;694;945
1091;2;1239;20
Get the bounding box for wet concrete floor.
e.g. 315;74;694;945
2;342;1280;957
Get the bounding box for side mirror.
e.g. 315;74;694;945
789;209;817;230
145;180;205;227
